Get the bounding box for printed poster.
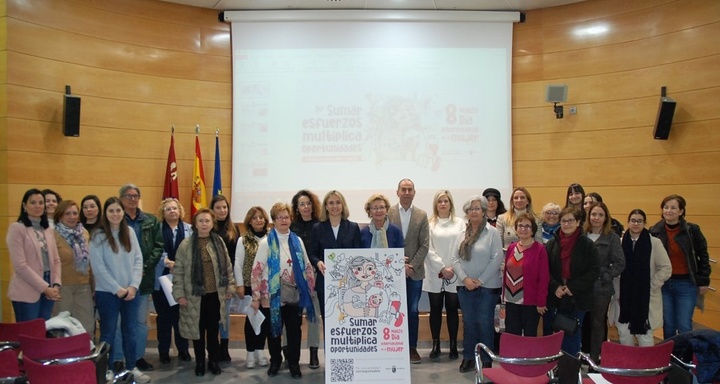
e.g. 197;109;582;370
324;248;411;384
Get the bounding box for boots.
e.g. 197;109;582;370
218;339;231;362
429;340;441;359
309;347;320;369
459;359;475;373
449;340;459;360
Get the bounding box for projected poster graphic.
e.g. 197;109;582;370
323;248;410;384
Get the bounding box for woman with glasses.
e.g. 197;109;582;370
503;213;550;336
153;198;193;364
289;190;323;369
544;207;599;355
360;194;404;249
423;190;465;359
616;209;671;346
584;202;625;363
539;202;562;243
453;195;503;373
496;187;542;251
251;203;316;379
649;194;711;339
310;191;362;326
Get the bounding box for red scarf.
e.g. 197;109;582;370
559;227;580;280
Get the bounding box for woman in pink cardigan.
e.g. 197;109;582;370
7;188;62;321
502;212;550;336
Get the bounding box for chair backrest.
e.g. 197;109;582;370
22;355;96;384
19;333;91;361
0;319;46;342
0;349;21;377
600;340;674;384
498;331;564;377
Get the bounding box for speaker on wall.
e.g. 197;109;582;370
63;94;81;137
653;96;676;140
545;84;568;103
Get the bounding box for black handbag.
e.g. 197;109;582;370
552;312;580;336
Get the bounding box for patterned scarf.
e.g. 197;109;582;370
191;232;229;296
267;228;315;337
55;222;89;274
619;228;651;334
542;222;560;242
241;231;261;287
368;218;389;249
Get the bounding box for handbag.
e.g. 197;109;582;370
281;280;299;304
552;312;580;336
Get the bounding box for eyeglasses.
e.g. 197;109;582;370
275;216;291;221
629;219;645;224
298;202;312;208
545;211;559;216
122;194;140;200
560;218;577;225
467;207;483;212
163;206;178;212
517;224;533;230
370;206;386;212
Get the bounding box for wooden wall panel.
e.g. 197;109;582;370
515;0;720;330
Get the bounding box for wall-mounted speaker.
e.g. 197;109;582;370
63;94;81;137
653;97;676;140
545;84;568;103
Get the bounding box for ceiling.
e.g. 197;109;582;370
159;0;584;12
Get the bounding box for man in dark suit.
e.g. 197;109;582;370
388;179;429;364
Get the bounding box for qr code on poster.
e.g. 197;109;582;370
330;358;354;382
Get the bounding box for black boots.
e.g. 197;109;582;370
429;340;441;359
309;347;320;369
218;338;232;362
449;340;459;360
195;361;205;376
208;361;222;375
459;359;475;373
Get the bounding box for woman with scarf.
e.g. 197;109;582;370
544;207;599;356
173;208;236;377
482;188;507;227
584;202;625;363
153;198;192;364
452;195;503;373
80;194;102;235
616;209;671;346
7;188;62;321
250;202;316;379
51;200;94;336
423;190;464;359
210;195;241;362
360;194;404;249
496;187;542;250
234;206;271;369
290;190;323;369
539;202;561;244
649;194;711;339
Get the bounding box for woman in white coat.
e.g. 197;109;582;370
616;209;671;346
422;190;465;360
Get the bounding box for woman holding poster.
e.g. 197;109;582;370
360;194;404;249
251;202;316;379
452;195;503;373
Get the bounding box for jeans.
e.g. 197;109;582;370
96;291;140;370
545;308;586;356
112;294;149;363
662;277;698;339
12;271;55;322
457;286;500;362
406;278;423;348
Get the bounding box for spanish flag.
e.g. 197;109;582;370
191;134;207;217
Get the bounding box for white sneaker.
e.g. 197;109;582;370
256;349;269;367
246;350;257;369
131;367;151;383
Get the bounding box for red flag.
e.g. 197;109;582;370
191;135;207;217
162;133;179;199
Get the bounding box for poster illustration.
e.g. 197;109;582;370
324;248;411;384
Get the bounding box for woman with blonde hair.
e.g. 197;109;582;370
52;200;95;336
423;190;464;359
153;198;192;364
496;187;542;250
360;194;404;249
539;202;561;243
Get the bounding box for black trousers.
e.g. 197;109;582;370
152;289;189;354
504;302;540;336
193;292;221;364
427;291;459;341
243;286;270;351
268;304;302;366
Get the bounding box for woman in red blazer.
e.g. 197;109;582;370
6;188;62;321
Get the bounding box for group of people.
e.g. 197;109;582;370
6;180;711;380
